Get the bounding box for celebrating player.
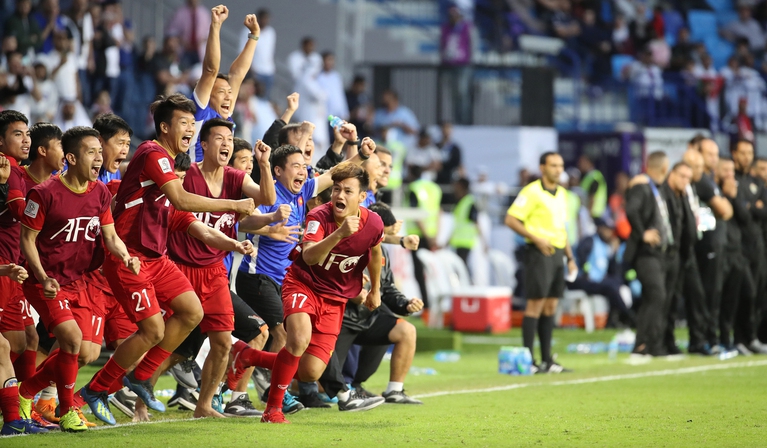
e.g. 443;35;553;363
261;161;385;424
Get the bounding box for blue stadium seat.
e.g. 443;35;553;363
688;10;718;42
704;36;734;68
716;10;738;27
706;0;734;13
611;55;634;81
663;10;685;45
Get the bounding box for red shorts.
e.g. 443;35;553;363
24;278;94;342
0;278;32;332
103;253;194;324
104;297;138;350
281;275;346;364
177;262;233;334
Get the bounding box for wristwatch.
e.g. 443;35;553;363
248;33;259;41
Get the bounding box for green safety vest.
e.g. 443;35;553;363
581;169;607;218
382;140;406;190
565;190;581;247
450;194;478;249
407;179;442;238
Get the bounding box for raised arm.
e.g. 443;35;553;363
241;140;276;206
194;5;228;108
227;14;260;102
316;136;375;193
161;178;254;215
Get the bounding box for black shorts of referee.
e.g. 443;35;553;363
524;245;565;299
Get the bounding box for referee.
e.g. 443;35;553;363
506;152;577;373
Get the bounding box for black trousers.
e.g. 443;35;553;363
735;250;764;345
720;251;747;347
456;247;471;268
696;243;725;346
567;275;631;316
634;252;680;355
677;256;710;350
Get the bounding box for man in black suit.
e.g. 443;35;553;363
625;152;684;357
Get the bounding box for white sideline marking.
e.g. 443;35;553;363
412;359;767;399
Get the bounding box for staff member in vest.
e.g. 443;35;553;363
569;217;637;327
406;165;442;308
578;154;607;218
450;177;485;267
506;152;577;373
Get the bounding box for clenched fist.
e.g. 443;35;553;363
124;256;141;275
235;240;255;256
274;204;292;222
286;93;300;112
234;198;256;216
211;5;229;24
254;140;271;167
244;14;260;35
359;137;376;158
338;216;360;238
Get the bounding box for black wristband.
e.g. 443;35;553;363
347;140;360;146
400;237;406;248
359;151;370;160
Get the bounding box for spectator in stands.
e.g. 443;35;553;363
149;35;190;97
292;47;328;153
36;29;78;105
33;0;66;54
576;9;611;84
373;89;419;151
317;51;349;121
721;5;765;55
287;36;322;84
612;14;633;55
29;61;57;123
623;47;664;124
693;53;723;130
53;98;91;130
647;29;671;69
549;0;581;44
64;0;94;106
1;35;18;71
629;3;651;50
346;75;371;138
435;121;463;185
4;50;33;116
670;28;695;72
90;89;113;119
166;0;210;66
440;4;473;124
91;6;120;104
731;98;755;142
405;129;442;183
4;0;42;55
241;8;275;98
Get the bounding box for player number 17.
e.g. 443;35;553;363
131;289;151;312
291;293;308;309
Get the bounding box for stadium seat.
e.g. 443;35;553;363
715;10;738;27
415;249;454;329
611;55;634;81
705;0;734;13
487;250;515;289
557;289;608;333
704;36;734;68
435;249;473;287
662;10;685;46
687;10;718;42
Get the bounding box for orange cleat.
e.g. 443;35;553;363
76;408;97;427
34;397;60;423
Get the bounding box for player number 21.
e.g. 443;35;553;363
131;289;151;312
291;293;308;309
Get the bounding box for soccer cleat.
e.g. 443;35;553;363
283;390;305;414
109;388;137;418
318;392;338;404
252;367;270;400
79;384;116;425
170;359;199;390
1;419;49;435
224;395;263;417
351;384;380;399
212;394;224;414
168;385;197;412
75;408;97;428
30;410;60;430
297;391;332;409
735;343;754;356
123;372;165;412
338;390;385;412
748;339;767;355
260;407;289;424
226;348;248;391
35;397;60;423
18;387;32;420
382;390;423;405
689;344;713;356
59;409;87;432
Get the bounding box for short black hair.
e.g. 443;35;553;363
256;8;269;16
539;151;559;165
229;138;252;167
150;93;196;135
455;177;470;191
174;152;192;172
278;123;302;146
61;126;100;157
216;73;230;83
671;161;691;172
732;139;754;153
321;51;334;59
93;113;133;142
271;144;303;174
28;123;62;162
331;161;369;192
375;146;391;157
688;133;707;149
301;36;314;46
200;118;234;143
0;110;28;139
353;75;365;84
368;202;397;227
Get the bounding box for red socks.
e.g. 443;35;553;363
133;346;171;381
89;357;127;392
55;352;79;411
9;351;18;363
0;384;21;423
20;349;59;399
13;350;37;382
238;342;278;370
266;349;300;411
107;373;127;395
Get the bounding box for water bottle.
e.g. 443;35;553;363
608;336;619;361
434;350;461;362
328;115;344;129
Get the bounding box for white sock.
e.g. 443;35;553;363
230;391;248;403
336;390;351;402
40;386;57;401
385;382;403;394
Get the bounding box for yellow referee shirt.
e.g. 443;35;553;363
507;180;568;249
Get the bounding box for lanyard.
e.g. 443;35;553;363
647;176;674;249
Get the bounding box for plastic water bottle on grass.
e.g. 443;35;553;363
608;336;619;361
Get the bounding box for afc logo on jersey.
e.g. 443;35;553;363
24;200;40;219
50;216;101;242
321;252;362;273
193;211;236;232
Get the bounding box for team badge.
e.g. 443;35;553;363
306;221;320;235
158;157;172;174
298;197;304;207
24;200;39;219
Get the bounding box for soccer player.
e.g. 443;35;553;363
0;111;32;390
19;126;141;432
166;118;277;418
191;5;260;162
94;113;132;184
79;93;256;425
261;161;385;424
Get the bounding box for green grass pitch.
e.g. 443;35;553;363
4;324;767;447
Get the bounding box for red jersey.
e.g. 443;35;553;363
0;158;27;263
167;164;245;267
112;140;179;259
20;177;114;286
288;203;384;300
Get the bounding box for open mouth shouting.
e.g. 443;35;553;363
220;103;231;117
21;144;30;158
111;156;125;172
180;134;193;150
334;200;347;214
91;163;102;179
218;147;230;163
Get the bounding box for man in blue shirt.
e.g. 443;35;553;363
373;89;419;150
93;113;132;184
190;6;260;162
